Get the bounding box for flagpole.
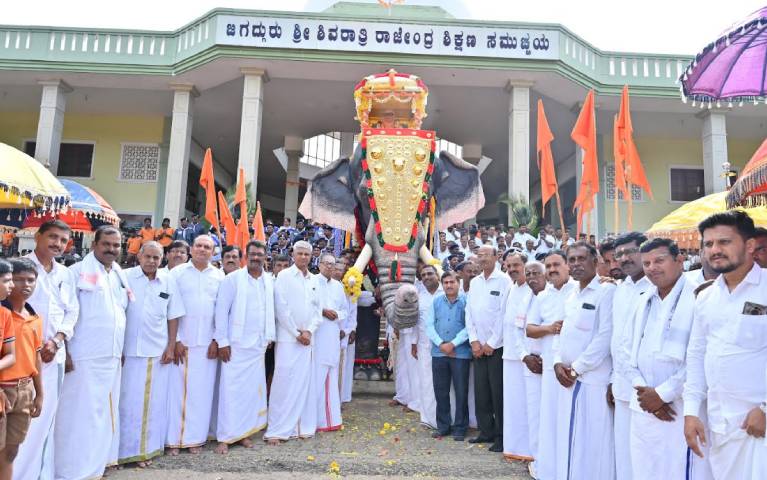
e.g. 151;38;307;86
614;190;619;234
554;191;566;236
626;166;633;230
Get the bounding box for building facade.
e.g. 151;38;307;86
1;2;762;234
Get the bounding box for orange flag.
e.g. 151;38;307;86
616;85;653;199
571;90;599;236
613;114;629;201
199;148;219;228
217;191;236;246
252;201;265;242
536;99;558;209
234;168;249;263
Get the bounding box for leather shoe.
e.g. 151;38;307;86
488;442;503;452
431;431;449;438
453;435;465;442
468;436;493;444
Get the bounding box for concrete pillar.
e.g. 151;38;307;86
153;116;172;224
339;131;356;158
283;135;304;224
237;68;268;200
34;80;71;173
507;80;533;222
700;111;729;194
162;84;197;225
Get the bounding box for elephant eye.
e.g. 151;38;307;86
338;175;348;186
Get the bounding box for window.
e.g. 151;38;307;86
669;167;704;202
302;132;342;168
24;141;95;178
119;143;160;182
604;164;644;202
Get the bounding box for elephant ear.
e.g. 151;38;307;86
298;156;357;231
431;151;485;230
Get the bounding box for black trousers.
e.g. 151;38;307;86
473;347;504;442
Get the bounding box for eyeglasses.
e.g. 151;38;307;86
615;247;640;259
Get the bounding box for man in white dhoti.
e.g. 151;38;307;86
411;264;442;429
684;211;767;479
55;226;129;480
389;322;417;411
167;235;224;454
119;241;184;466
609;232;651;480
526;249;577;480
314;253;346;432
265;241;322;444
332;262;357;404
553;241;615;480
213;240;275;453
14;220;78;480
621;238;710;479
501;251;532;461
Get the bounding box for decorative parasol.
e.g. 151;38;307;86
0;142;69;211
680;7;767;106
646;191;767;248
726;137;767;207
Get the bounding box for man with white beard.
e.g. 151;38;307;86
621;238;711;479
167;235;224;454
332;261;357;404
525;249;577;480
213;240;275;453
265;241;322;443
553;241;616;480
410;264;442;429
119;241;184;466
314;253;346;432
501;251;532;461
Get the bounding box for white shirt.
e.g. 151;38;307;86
170;262;224;347
535;234;556;256
414;285;443;345
314;273;347;365
24;251;79;363
513;232;536;247
555;238;575;249
123;267;185;357
683;265;767;435
554;275;615;385
527;278;578;369
214;270;270;349
466;267;511;349
274;265;322;343
68;256;129;361
611;275;652;402
502;282;532;361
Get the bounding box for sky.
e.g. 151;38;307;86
3;0;766;55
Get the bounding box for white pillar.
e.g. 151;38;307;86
283;135;303;224
153;116;172;224
507;81;533;222
701;111;729;194
238;68;268;200
339;132;356;158
162;84;197;224
34;80;71;173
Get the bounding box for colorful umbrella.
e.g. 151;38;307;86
726;137;767;207
646;191;767;248
0;142;69;210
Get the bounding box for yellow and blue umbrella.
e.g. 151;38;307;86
0;142;69;210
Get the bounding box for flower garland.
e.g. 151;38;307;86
342;266;364;302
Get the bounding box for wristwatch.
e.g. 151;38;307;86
760;402;767;414
569;367;579;379
53;336;65;350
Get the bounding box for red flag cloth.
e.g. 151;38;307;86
536;100;559;209
234;168;249;261
252;201;266;242
217;191;236;246
571;90;599;235
616;85;653;200
199;148;219;228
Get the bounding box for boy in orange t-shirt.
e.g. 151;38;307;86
0;260;18;454
155;217;174;250
0;258;42;478
125;233;142;267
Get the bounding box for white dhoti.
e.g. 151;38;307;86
536;367;560;480
54;356;121;480
524;370;542;461
502;359;531;460
118;356;170;463
166;346;217;448
415;336;437;428
629;400;692;479
339;341;355;403
555;380;614;480
14;360;63;480
315;321;342;432
708;424;767;480
216;346;268;443
392;334;411;407
614;398;632;480
264;342;317;440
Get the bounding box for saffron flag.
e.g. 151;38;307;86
234;168;249;263
613;114;629;201
536;100;558;209
571;90;599;235
616;85;653;199
199;148;219;228
252;201;265;242
217;191;236;246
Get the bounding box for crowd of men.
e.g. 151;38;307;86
0;211;764;480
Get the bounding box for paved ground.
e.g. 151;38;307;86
110;381;530;479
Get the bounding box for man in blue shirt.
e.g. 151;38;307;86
427;271;472;441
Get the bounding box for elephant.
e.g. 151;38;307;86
299;145;485;330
